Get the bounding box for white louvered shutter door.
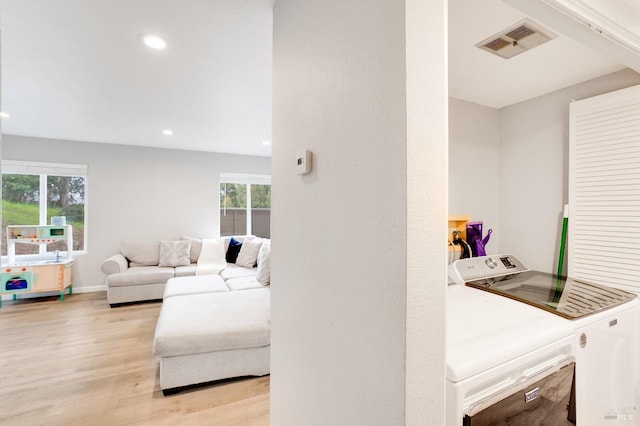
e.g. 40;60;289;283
569;85;640;293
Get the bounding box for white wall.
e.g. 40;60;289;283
2;134;271;291
449;98;501;252
448;70;640;272
499;69;640;273
271;0;446;424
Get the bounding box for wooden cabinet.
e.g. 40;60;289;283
32;262;73;293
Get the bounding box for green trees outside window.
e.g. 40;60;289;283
220;180;271;238
2;173;86;256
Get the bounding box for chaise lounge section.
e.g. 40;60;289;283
153;275;270;393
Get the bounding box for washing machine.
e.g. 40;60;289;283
447;254;640;425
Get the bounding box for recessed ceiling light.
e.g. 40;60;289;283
262;140;271;146
0;112;10;118
162;129;173;136
139;34;167;50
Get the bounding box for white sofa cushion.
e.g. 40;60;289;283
174;264;198;277
221;264;258;280
121;240;160;267
235;238;263;267
159;240;191;267
256;239;271;285
153;288;270;357
225;276;263;291
107;266;175;287
163;275;229;298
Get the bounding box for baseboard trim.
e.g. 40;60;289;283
1;285;106;300
72;285;106;294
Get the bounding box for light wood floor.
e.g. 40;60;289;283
0;292;270;426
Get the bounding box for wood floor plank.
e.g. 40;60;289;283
0;292;270;425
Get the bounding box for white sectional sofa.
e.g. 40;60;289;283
100;235;264;306
102;235;272;393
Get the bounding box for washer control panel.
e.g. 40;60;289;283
448;254;529;285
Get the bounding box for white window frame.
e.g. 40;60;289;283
2;160;89;258
220;173;271;236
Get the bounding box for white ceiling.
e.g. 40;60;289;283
449;0;627;108
0;0;274;156
0;0;638;155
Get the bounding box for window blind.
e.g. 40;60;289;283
569;85;640;293
220;172;271;185
2;160;88;176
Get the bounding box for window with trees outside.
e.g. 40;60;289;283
1;160;87;257
220;173;271;238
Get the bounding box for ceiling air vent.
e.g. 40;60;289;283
476;18;557;59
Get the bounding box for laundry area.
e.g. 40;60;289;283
446;252;639;424
446;82;640;425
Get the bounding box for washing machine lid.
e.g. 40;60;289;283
449;255;638;320
446;285;574;383
466;271;638;320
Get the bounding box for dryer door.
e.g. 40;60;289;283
464;361;575;425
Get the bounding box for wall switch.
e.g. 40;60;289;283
295;150;312;175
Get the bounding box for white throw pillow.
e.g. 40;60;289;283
158;240;191;267
256;239;271;285
180;236;202;263
235;238;263;268
121;240;160;266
